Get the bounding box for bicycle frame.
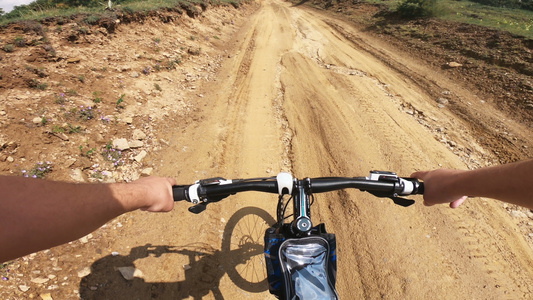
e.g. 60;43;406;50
266;173;339;299
274;173;314;235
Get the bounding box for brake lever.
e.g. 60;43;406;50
187;194;230;214
390;196;415;207
188;203;207;214
366;191;415;207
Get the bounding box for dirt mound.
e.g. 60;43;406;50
373;17;533;121
0;3;244;183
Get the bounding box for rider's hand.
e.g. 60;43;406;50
411;169;467;208
121;176;177;212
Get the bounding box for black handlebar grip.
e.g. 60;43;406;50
417;182;424;195
172;185;189;201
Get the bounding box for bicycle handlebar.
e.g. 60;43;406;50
172;185;189;202
172;171;424;204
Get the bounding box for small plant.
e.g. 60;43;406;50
37;67;47;78
85;15;100;25
67;123;81;133
93;91;102;103
26;65;47;78
154;62;161;71
1;261;13;281
28;78;48;90
188;48;201;56
100;116;111;124
37;82;48;90
22;161;52;179
102;142;124;167
154;37;161;44
75;106;95;121
154;83;162;91
51;125;65;133
142;66;152;75
77;27;88;34
55;93;66;104
165;58;181;70
40;117;48;126
90;170;108;180
22;21;44;35
3;44;14;53
52;124;81;134
116;94;125;109
43;44;56;57
14;36;26;47
77;75;85;83
65;107;77;119
67;89;78;96
79;144;96;157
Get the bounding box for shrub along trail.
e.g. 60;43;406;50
2;0;533;299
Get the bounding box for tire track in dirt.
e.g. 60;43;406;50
161;2;297;298
214;1;292;176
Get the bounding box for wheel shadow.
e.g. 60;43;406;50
221;206;275;293
79;207;274;299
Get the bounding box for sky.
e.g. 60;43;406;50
1;0;35;13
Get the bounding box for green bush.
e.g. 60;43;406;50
397;0;439;18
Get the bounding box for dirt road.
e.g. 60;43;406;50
83;0;533;298
5;0;533;299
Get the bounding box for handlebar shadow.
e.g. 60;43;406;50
79;208;275;299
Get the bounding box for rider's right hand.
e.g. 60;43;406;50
118;176;177;212
410;169;468;208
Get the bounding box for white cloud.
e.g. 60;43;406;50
1;0;35;13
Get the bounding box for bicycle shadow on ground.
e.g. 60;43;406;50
79;207;274;299
79;244;225;300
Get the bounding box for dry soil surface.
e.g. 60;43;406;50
1;0;533;299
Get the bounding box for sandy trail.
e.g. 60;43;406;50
82;0;533;298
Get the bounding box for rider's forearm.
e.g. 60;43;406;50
0;176;145;263
447;159;533;208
